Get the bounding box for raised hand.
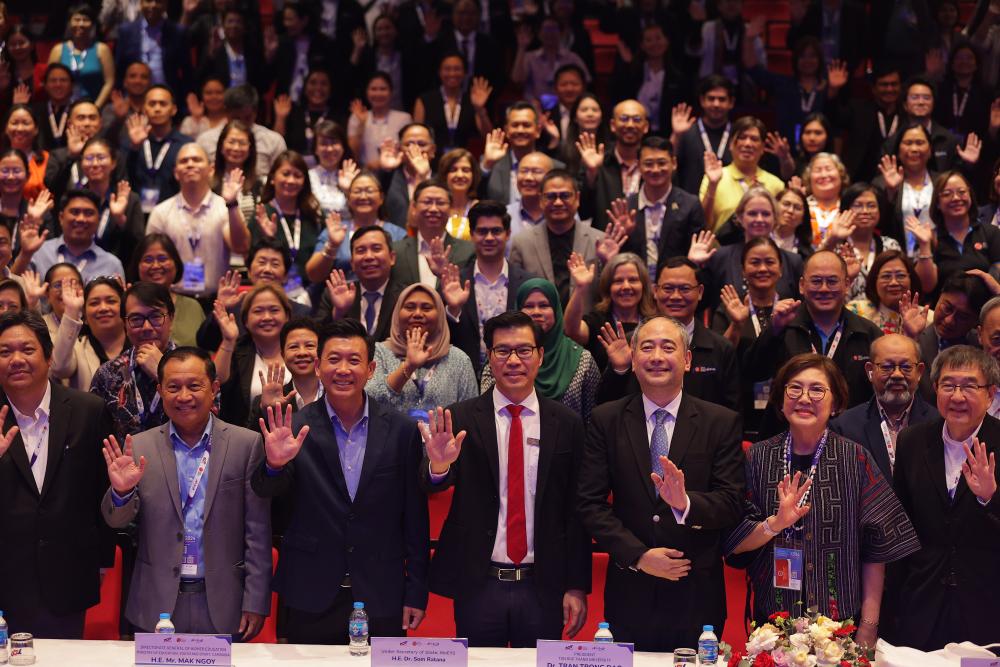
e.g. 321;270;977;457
720;284;750;325
351;25;368;51
324;210;347;249
575;132;605;172
482;128;508;167
962;438;997;503
967;268;1000;296
213;300;240;343
770;298;801;334
470;77;493;110
764;131;791;161
877;155;903;192
102;434;146;494
378;138;403;171
126;113;151;147
651;455;687;511
258;361;295;411
515;21;533;50
20;268;49;310
60;276;84;318
325;269;357;315
904;214;934;248
418;406;467;474
704;150;724;184
215;270;243;309
596;223;628;264
825;209;857;245
134;343;163;379
606;197;637;237
255;203;278;238
186;92;205;120
826;59;849;92
541;110;559;141
108;180;131;223
403;142;431;179
957;132;982;165
26;189;54;224
787;175;805;195
349;98;369;125
263;24;279;62
837;243;862;283
405;327;430;369
273;94;293;120
17;219;49;256
0;406;19;459
440;262;470;311
427;236;452;277
670;103;696;136
597;320;632;372
337;158;360;192
222;168;245;203
568;251;596;289
898;290;929;338
687;230;717;266
772;471;812;530
66;124;86;156
260;404;310;469
12;83;31;105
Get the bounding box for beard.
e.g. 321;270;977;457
878;384;913;410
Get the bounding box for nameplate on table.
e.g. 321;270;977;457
134;633;233;665
536;639;635;667
371;637;469;666
960;659;1000;667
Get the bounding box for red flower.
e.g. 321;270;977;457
752;654;775;667
728;652;746;667
769;611;790;621
859;657;871;666
834;625;857;637
841;662;852;667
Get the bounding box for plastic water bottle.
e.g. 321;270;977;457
154;613;175;634
0;610;8;665
593;621;614;643
348;602;369;656
698;624;719;665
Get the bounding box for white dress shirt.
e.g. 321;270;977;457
637;185;670;273
491;388;541;565
11;382;53;492
641;391;690;523
417;231;440;287
942;420;980;499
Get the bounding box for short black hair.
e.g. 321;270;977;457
122;281;176;318
0;309;53;360
319;318;375;362
44;62;73;82
655;256;702;285
127;233;185;285
157;346;217;383
68;97;98;117
698;74;736;99
280;317;322;350
247;236;292;273
350;224;394;252
540;168;578;192
413;178;452;203
940;271;990;314
483;311;542;349
60;187;101;213
903;75;936;99
554;63;586;84
398;122;436;144
870;60;901;82
505;100;539;123
224;84;259;111
468;200;511;231
639;134;674;157
144;83;176;103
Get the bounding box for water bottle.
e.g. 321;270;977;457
0;610;8;665
593;621;614;643
698;624;719;665
154;613;175;634
348;602;369;656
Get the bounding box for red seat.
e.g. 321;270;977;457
84;545;123;639
577;552;609;641
428;487;454;541
249;547;280;643
722;566;750;649
410;550;456;638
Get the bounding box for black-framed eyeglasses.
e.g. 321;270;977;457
876;362;915;375
542;191;574;202
472;227;506;238
937;383;989;396
125;312;167;329
490;345;537;360
785;384;829;401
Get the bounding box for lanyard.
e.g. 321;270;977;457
48;103;67;139
721;25;739;51
181;434;212;514
69;162;87;188
876;402;906;470
749;295;778;336
780;428;828;536
800;86;817;113
143;139;170;172
176;198;202;252
273;202;302;259
698;119;730;159
129;347;161;420
96;206;112;239
877;111;898;139
810;321;843;358
24;424;48;469
67;44;88;71
952;89;969;120
57;252;89;274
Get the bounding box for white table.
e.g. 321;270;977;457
31;639;678;666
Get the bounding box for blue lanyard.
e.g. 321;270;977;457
780;429;828;538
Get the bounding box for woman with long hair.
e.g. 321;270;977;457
180;76;228;139
348;71;413;170
79;136;142;259
50;275;127;390
437;148;480;240
212;119;261;227
560;92;609;176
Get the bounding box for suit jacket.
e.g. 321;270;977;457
829;394;940;480
115;19;193;98
581;151;633;232
831;97;902;183
251;396;430;617
620;188;706;269
101;418;271;633
785;0;869;74
419;390;591;601
916;327;981;402
483;152;565;205
317;278;406;343
577;392;744;631
391;233;475;288
447;261;535;378
888;417;1000;648
428;30;505;92
384;169;413;229
0;383;114;617
196;43;270;94
218;336;257;431
509;219;603;306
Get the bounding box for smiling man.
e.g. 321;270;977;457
124;85;193;210
578;315;744;652
391;178;474;288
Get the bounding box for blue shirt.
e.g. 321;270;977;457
141;18;166;84
313;220;407;280
169;416;214;580
326;397;369;501
30;237;125;283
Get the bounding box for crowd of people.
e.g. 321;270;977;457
0;0;999;656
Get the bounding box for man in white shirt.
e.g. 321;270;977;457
146;143;250;297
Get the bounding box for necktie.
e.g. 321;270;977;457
646;202;665;273
506;404;527;565
363;291;380;335
650;409;670;477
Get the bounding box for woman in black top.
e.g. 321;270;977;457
412;52;492;154
274;69;336;159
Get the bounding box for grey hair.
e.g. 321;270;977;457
803;152;849;195
981;296;1000;326
930;344;1000;386
630;315;691;355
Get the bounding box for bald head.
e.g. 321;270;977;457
516;152;555;198
174;142;213;190
611;100;649;147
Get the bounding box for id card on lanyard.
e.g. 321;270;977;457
180;204;206;293
140;139;170;213
274;202;305;297
773;430;828;591
180;435;212;577
811;323;843;359
698;119;730;160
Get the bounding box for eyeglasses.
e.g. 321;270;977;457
806;276;842;289
125;311;167;329
939;188;970;200
876;271;909;283
472;227;506;238
82;154;110;164
543;191;574;202
615;114;645;124
656;283;697;295
785;384;829;401
937;382;989;396
779;200;804;212
490;345;537;360
875;362;915;375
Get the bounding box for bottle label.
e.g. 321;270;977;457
698;639;719;662
349;620;369;638
594;637;613;643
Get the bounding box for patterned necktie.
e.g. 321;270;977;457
506;404;527;565
363;291;380;335
646;202;665;273
650;408;671;476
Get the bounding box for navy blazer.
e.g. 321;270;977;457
115;19;192;99
251;396;430;616
829;394;940;480
620;188;706;269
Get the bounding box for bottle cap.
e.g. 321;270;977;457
703;624;714;632
598;622;609;629
160;613;171;620
353;601;365;609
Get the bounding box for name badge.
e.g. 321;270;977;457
181;534;199;577
135;633;232;666
408;408;430;424
753;380;772;411
526;437;540;447
774;545;804;591
140;187;161;213
181;257;206;294
284;265;305;298
536;639;635;667
371;637;469;667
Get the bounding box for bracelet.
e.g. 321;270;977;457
761;516;781;537
219;345;235;353
225;199;239;209
916;254;933;261
322;244;338;259
860;617;879;627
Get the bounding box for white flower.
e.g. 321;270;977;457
816;640;845;665
789;632;812;651
808;622;833;642
789;649;818;667
745;624;781;655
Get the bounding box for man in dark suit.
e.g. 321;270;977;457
578;315;745;651
0;310;114;638
880;76;972;174
427;0;504;92
114;0;192;100
272;2;336;105
888;345;1000;649
383;123;438;228
830;334;939;479
252;319;429;644
671;75;735;196
581;99;648;231
420;310;590;646
616;136;705;277
392;179;475;288
195;9;270;93
482;103;564;205
441;201;536;378
828;63;902;183
319;226;404;342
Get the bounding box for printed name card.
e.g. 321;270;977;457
536;639;635;667
961;659;1000;667
134;633;233;665
371;637;469;666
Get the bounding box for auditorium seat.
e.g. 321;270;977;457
249;547;280;644
84;545;123;640
579;551;609;641
410;550;457;638
428;486;454;541
722;565;750;648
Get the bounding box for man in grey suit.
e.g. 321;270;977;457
509;169;625;307
101;347;271;639
392;178;475;288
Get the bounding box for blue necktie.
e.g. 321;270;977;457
650;409;670;476
363;291;379;335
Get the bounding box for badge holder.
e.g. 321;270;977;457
181;534;200;577
774;533;804;592
753;380;772;411
140;187;161;214
181;258;206;294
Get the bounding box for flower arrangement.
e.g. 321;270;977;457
721;612;873;667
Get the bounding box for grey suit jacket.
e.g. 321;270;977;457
509;219;602;308
102;418;271;633
392;233;476;288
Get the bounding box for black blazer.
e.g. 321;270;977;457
251;396;430;617
610;61;692;135
447;261;536;378
620;188;706;270
115;19;192;98
383;169;412;229
0;383;115;618
196;43;270;94
674;122;732;196
391;233;475;288
218;336;256;430
581;150;629;232
316;278;406;343
417;88;480;154
829;394;940;480
888;416;1000;649
420;390;591;601
578;392;744;635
